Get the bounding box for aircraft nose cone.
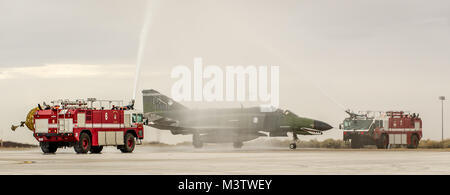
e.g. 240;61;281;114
314;120;333;131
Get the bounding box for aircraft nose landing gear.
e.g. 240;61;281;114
289;143;297;150
290;133;299;150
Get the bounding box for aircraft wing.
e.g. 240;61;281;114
146;112;246;135
148;123;246;135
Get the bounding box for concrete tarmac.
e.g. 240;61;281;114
0;146;449;175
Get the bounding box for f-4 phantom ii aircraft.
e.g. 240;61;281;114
142;89;333;149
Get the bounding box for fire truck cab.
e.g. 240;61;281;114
339;110;422;149
33;98;144;154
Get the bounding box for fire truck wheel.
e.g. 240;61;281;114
40;142;58;154
408;135;419;149
350;139;361;149
74;133;91;154
120;133;135;153
378;134;389;149
90;146;103;154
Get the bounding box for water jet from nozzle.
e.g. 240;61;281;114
132;0;154;101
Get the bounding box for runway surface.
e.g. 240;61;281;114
0;146;449;175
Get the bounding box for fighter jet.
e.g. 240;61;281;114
142;89;333;149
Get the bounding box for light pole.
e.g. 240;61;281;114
439;96;446;141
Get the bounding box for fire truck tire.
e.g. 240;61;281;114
120;133;135;153
40;142;57;154
90;146;103;154
377;134;389;149
350;139;361;149
74;133;91;154
408;135;419;149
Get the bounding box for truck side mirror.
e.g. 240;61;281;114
339;124;343;130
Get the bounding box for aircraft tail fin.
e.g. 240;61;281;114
142;89;188;113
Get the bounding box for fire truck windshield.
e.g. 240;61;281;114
132;113;143;123
343;119;373;130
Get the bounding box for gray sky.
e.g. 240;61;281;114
1;0;449;144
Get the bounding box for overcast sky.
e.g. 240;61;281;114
1;0;449;144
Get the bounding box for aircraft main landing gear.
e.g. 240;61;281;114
193;133;203;148
233;142;243;149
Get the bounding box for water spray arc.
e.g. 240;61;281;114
132;0;163;143
133;0;155;101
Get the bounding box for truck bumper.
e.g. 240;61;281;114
34;133;76;142
343;131;376;145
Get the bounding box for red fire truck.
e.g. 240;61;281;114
31;98;144;154
339;110;422;149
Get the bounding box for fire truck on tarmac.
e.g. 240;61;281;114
12;98;145;154
339;110;423;149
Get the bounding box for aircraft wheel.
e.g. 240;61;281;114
289;143;297;150
193;133;203;148
233;142;243;149
193;141;203;148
